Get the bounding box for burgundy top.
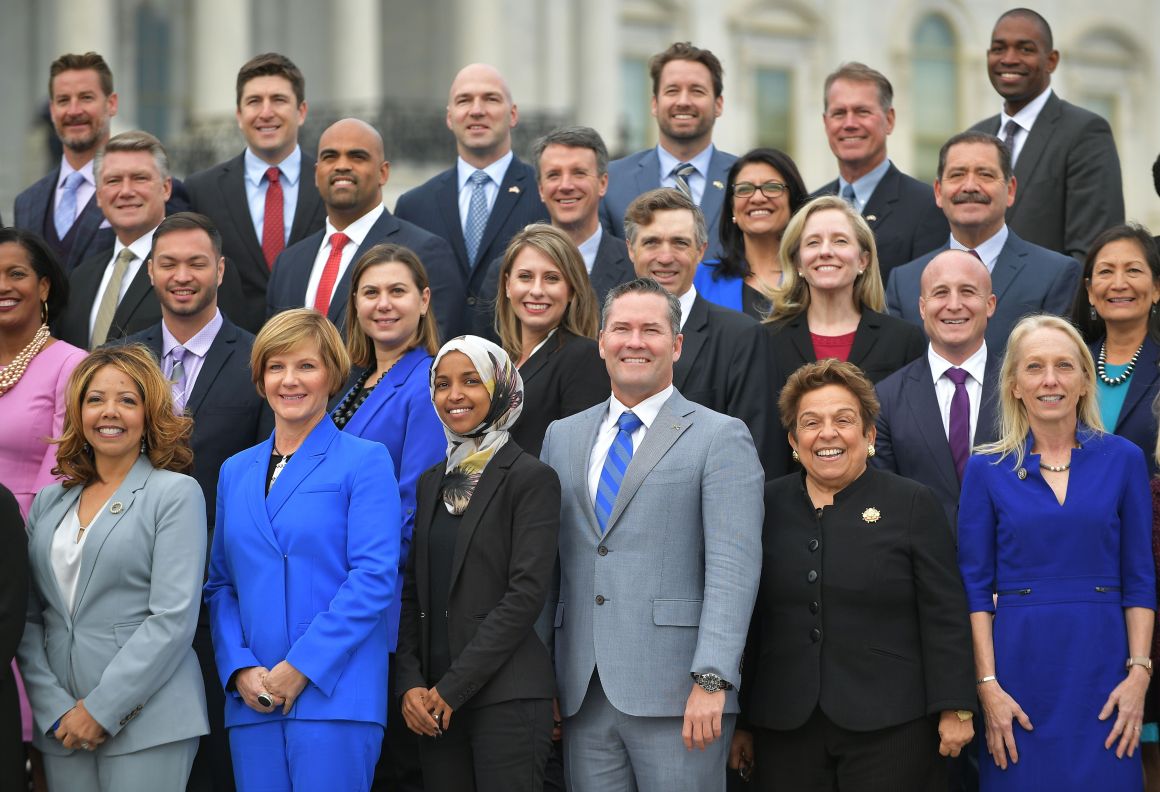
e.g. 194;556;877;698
810;331;856;363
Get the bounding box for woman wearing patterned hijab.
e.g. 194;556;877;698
396;336;561;792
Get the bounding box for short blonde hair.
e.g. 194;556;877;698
54;344;193;487
345;244;440;367
778;358;879;437
976;314;1103;469
252;309;351;398
764;195;885;322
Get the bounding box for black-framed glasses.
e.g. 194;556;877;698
733;181;788;198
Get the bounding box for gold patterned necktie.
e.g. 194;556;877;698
91;248;135;347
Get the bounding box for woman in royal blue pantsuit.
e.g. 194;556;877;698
959;315;1155;791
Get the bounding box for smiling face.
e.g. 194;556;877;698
599;291;682;406
651;59;722;152
1086;238;1160;331
81;364;146;467
96;150;172;243
0;242;51;339
823;78;894;179
919;251;995;363
627;209;705;297
446;64;517;165
148;227;224;323
935;141;1014;242
537;143;607;235
789;383;874;495
263;340;331;430
354;261;430;354
506;246;572;338
1012;327;1087;427
236;74;307;164
987;13;1058;115
796;208;869;298
49;68;117;156
732;161;792;241
315;119;389;225
432;351;492;434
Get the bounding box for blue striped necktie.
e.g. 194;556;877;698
595;411;643;533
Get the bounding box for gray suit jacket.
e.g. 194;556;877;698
16;457;208;756
884;230;1082;354
971;92;1124;260
540;389;762;719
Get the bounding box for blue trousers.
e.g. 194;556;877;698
229;719;383;792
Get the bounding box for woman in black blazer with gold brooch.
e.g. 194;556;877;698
731;360;975;790
397;335;559;792
494;224;609;457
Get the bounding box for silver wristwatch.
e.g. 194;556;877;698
691;672;733;693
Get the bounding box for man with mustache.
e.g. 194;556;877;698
266;118;461;342
885;131;1080;354
600;42;736;260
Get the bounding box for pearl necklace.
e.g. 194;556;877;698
0;324;51;397
1040;460;1071;473
1097;340;1143;386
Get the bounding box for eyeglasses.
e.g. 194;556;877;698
733;181;788;198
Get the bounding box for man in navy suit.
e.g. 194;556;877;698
394;63;548;337
122;211;267;792
600;42;735;260
886;131;1081;353
186;53;326;333
267;118;462;340
970;9;1123;261
813;62;948;282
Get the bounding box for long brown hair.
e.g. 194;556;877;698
344;244;440;367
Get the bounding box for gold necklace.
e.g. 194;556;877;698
0;324;51;397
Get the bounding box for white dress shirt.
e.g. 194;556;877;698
677;285;698;330
303;204;385;309
88;227;158;338
587;385;674;503
998;87;1053;167
243;145;302;245
928;342;988;445
51;500;105;613
949;225;1009;274
456;151;514;235
577;225;603;275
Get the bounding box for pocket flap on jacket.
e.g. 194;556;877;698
652;599;702;626
112;621;143;647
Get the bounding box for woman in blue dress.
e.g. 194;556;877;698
959;314;1155;790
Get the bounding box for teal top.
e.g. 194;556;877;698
1096;362;1131;431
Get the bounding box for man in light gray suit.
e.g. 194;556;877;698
540;277;762;791
886;131;1080;353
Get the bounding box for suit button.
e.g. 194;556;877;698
810;628;822;642
809;601;819;614
419;611;426;619
467;296;477;306
808;538;820;552
807;570;818;583
597;545;608;556
595;595;605;605
444;610;449;618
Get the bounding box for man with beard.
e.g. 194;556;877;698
266;118;461;340
885;131;1079;354
14;52;188;274
601;42;735;260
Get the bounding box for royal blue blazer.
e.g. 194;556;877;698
693;260;744;313
205;418;401;728
336;346;445;651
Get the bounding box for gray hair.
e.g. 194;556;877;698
601;277;682;337
94;130;170;182
532;126;610;180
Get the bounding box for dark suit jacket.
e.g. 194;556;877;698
600;146;736;260
971;92;1124;260
510;328;610;458
394;156;549;337
13;169;190;274
124;318;270;528
676;296;776;478
185;150;326;332
813;162;949;283
396;442;559;711
57;246;161;349
266;208;463;341
1089;335;1160;475
0;485;27;790
885;230;1082;354
873;351;1001;533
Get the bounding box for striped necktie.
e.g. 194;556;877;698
671;163;696;200
595;411;644;533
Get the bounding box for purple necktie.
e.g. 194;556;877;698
946;367;970;481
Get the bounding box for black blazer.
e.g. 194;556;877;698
1089;335;1160;475
185;150;327;333
510;328;610;458
396;441;559;711
0;485;27;790
394;156;550;337
813;163;949;282
266;208;464;342
742;468;975;732
873;351;1002;533
124;318;271;527
57;246;161;350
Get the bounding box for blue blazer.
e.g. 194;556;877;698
693;260;744;313
1088;335;1160;475
600;146;735;260
334;347;445;651
205;418;401;727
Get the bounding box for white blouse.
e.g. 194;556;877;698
50;498;106;612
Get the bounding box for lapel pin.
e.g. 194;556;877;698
861;507;881;524
508;185;521;194
712;180;724;190
110;502;124;514
1017;468;1028;480
865;214;877;222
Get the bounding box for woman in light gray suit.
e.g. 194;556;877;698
17;345;208;791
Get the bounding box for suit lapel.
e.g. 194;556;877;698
265;419;335;522
977;353;1003;445
414;467;443;611
326;212;400;328
699;149;730;232
435;171;470;277
571;403;607;538
186;322;238;416
673;296;709;389
70;198;108;270
590;234;633;300
634;149;663;197
476;159;530;265
785;316;815;366
1116;336;1160;432
861;164;900;228
219;154;264;265
848;311;881;368
990;235;1026;304
1012;94;1059;195
290;152;324;242
31;486;82;619
243;436;282;552
904;359;960;494
447;443;517;592
111;265;156;333
518;332;556;385
343;348;429;435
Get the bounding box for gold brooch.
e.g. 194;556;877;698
508;185;521;194
1017;468;1027;480
862;507;881;523
110;502;124;514
712;180;724;190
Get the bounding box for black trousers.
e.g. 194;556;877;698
372;653;424;792
418;698;553;792
751;707;945;791
187;620;235;792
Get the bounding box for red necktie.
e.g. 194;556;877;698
313;232;350;313
262;167;285;268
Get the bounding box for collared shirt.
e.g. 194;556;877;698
55;157;98;230
88;228;158;338
837;157;892;214
677;285;698;330
456;151;514;236
161;309;224;406
577;225;603;275
949;225;1009;274
657;144;715;206
303;204;385;309
998;87;1053;167
243;145;302;245
587;384;675;503
928;342;988;445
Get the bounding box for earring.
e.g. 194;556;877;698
140;437;147;454
82;441;91;454
41;301;49;326
731;215;737;223
1153;303;1158;317
1090;304;1097;321
867;444;876;458
791;450;800;461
